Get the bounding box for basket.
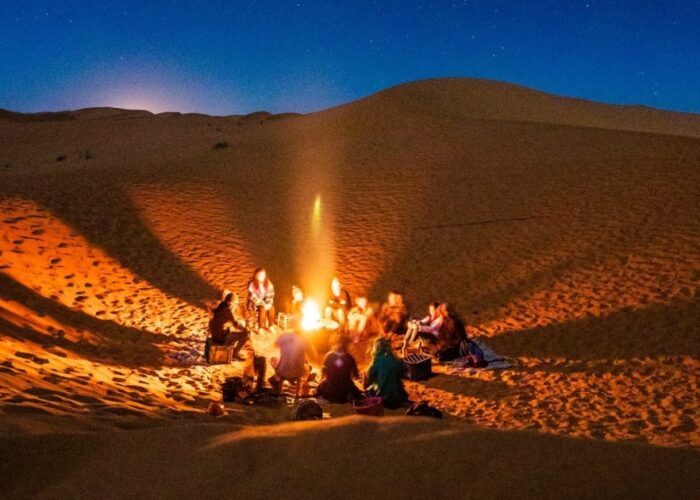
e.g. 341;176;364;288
402;352;432;381
353;396;385;416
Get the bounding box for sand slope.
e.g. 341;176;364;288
3;417;700;499
1;78;699;495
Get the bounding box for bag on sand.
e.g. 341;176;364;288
436;346;461;363
405;401;442;419
222;377;253;402
459;340;488;368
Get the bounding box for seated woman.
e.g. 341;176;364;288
325;277;351;328
364;338;408;410
347;296;373;341
435;303;468;362
378;291;409;335
247;267;275;332
315;335;363;403
208;291;248;360
402;302;443;354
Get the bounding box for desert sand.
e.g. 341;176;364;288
1;78;698;498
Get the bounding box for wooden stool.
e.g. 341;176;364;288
204;338;233;364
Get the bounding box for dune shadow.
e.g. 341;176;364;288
0;272;168;367
487;299;700;361
3;173;219;307
417;373;514;401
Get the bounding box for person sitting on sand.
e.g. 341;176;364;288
290;285;304;316
208;291;248;359
378;291;409;335
269;327;316;395
315;335;363;403
247;267;275;332
364;337;408;409
402;302;443;354
325;277;351;328
347;296;373;341
435;303;468;362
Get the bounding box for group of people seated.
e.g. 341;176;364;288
267;326;409;409
207;268;479;407
206;267;275;361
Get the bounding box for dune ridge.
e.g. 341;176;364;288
344;78;700;138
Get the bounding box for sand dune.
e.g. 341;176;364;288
1;78;699;495
350;78;700;138
3;417;699;499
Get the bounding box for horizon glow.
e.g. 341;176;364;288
1;1;699;115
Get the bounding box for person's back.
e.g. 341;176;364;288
436;311;467;362
318;350;362;403
275;331;310;380
367;351;407;409
439;316;464;348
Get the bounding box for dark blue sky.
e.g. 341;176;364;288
1;1;698;115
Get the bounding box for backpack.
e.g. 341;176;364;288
405;400;443;419
222;377;253;402
459;339;488;368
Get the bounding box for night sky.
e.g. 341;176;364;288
1;1;698;115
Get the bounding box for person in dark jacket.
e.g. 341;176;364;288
247;267;275;332
208;292;248;359
315;335;363;403
364;337;408;409
325;277;351;328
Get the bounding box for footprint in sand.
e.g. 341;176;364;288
14;352;49;365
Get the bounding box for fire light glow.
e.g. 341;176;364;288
301;299;321;331
311;194;322;236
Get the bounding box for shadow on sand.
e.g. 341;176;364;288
2;172;219;308
0;273;168;367
487;299;700;361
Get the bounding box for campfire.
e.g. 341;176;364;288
301;298;322;331
299;298;339;353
